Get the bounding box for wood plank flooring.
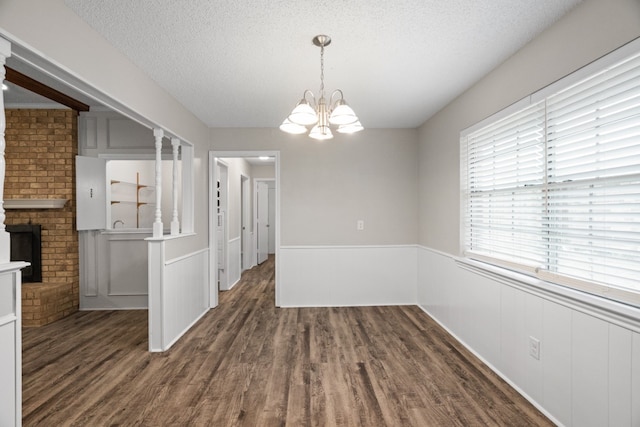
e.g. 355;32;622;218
22;255;553;426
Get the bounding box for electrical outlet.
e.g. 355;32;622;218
357;220;364;231
529;336;540;360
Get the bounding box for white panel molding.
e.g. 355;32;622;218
80;231;149;309
609;325;633;427
107;117;155;150
632;333;640;426
418;246;640;427
278;245;418;307
107;238;148;296
571;311;609;427
154;247;209;351
164;247;209;265
79;230;99;298
418;245;640;333
82;116;98;149
225;237;241;291
455;257;640;334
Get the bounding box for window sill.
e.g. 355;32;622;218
455;257;640;334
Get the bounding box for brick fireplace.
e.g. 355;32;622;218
4;109;79;327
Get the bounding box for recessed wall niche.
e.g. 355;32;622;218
107;159;181;230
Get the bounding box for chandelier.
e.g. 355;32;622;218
280;35;363;140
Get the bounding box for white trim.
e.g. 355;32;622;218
0;314;17;327
282;244;418;250
207;153;217;308
165;247;209;266
158;308;208;352
79;307;147;311
417;244;457;259
142;232;196;241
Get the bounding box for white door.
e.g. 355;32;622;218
257;181;269;264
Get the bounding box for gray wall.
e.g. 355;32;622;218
418;0;640;255
210;128;419;246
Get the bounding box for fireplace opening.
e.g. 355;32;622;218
7;224;42;282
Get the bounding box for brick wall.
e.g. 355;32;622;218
4;109;79;327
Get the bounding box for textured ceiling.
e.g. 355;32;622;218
60;0;582;129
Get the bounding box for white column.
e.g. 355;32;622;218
170;137;180;235
0;38;12;263
152;128;164;238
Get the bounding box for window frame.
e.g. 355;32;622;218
460;37;640;308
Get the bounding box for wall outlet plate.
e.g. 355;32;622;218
529;336;540;360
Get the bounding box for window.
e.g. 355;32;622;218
461;42;640;307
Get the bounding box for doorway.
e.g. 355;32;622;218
240;174;251;272
208;151;280;307
214;160;229;291
255;178;275;265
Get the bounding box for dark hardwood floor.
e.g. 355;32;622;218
23;255;552;426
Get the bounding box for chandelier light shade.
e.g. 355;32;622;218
280;35;363;140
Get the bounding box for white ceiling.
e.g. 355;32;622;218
21;1;583;129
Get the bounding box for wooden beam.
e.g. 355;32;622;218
5;67;90;112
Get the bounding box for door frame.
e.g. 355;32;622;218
240;173;251;272
209;157;228;306
208;151;281;307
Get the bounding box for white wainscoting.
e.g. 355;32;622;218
148;243;209;352
80;230;150;309
417;246;640;427
225;236;241;291
278;245;417;307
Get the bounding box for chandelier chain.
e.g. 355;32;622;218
319;43;325;99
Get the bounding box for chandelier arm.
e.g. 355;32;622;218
302;89;317;107
330;89;345;108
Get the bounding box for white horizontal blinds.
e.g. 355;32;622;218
544;52;640;294
463;101;546;269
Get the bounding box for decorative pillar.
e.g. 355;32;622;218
0;38;12;263
152;128;164;238
170;137;180;235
